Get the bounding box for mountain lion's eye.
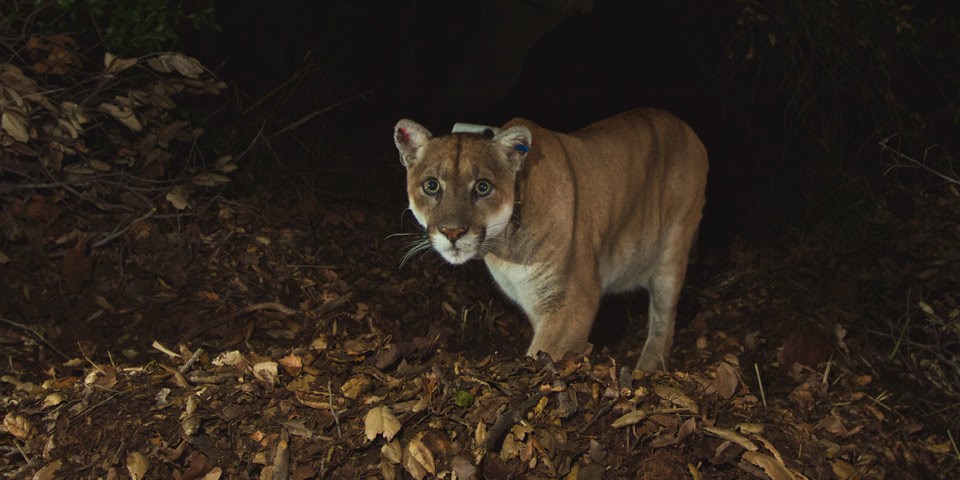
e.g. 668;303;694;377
423;178;441;196
474;180;492;197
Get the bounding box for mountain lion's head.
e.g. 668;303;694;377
394;119;531;265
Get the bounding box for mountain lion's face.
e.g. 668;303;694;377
394;120;530;264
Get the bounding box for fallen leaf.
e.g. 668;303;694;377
405;438;436;477
3;413;34;440
703;426;758;451
738;423;764;434
42;392;65;408
104;52;138;75
451;454;478;480
714;362;739;399
84;365;117;389
98;102;142;131
611;409;648;428
655;385;699;414
1;108;30;142
212;350;245;367
364;405;402;441
402;448;428;480
192;173;231;187
341;374;373;400
166;186;191;210
382;439;402;464
126;451;150;480
32;459;62;480
201;467;223;480
743;451;794;480
251;361;279;384
278;354;303;376
152;53;205;78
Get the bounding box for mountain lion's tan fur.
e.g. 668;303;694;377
394;109;707;370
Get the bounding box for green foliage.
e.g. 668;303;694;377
453;390;475;408
35;0;217;54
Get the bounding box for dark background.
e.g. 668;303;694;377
180;0;958;252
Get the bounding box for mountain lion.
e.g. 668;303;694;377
393;109;707;371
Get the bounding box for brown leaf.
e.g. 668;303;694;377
778;331;833;378
2;412;34;440
655;385;699;414
1;108;30;142
104;52;138;75
743;451;795;480
611;409;648;428
126;451;150;480
166;186;191;210
340;374;372;400
404;438;436;479
62;236;92;294
714;362;739;399
33;459;62;480
451;455;478;480
192;173;231;187
381;440;402;464
365;405;402;441
147;53;205;78
703;426;758;451
0;64;38;93
278;354;303;377
98;101;142;132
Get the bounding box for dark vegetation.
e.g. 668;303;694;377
1;0;958;478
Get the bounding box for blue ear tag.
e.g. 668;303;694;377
514;143;529;153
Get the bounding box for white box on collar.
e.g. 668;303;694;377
452;123;501;135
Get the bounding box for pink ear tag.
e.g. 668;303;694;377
398;127;411;142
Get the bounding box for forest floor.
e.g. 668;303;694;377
1;128;959;480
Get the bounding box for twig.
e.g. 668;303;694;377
179;348;204;374
178;302;297;345
241;51;316;116
880;135;959;186
91;208;156;249
313;292;353;317
484;391;547;452
328;380;342;438
583;399;617;431
0;315;70;360
272;431;291;480
754;363;767;407
948;429;959;461
265;89;374;140
233;121;266;162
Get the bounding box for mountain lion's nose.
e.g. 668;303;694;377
439;227;467;242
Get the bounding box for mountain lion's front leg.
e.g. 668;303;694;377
525;285;600;361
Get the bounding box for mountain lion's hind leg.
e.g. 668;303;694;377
636;227;695;371
636;267;684;371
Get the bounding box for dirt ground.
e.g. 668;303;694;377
1;136;958;479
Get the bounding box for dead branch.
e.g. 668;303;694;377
178;302;298;345
880;135;959;186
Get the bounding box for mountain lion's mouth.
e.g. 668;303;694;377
431;228;484;265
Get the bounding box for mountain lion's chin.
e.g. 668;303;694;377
437;246;476;265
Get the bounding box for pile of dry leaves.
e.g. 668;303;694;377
1;28;234;272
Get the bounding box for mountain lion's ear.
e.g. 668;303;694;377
492;126;531;171
394;119;432;168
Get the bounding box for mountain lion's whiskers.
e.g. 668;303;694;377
399;236;432;269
